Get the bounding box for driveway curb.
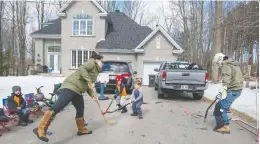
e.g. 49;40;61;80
202;96;257;123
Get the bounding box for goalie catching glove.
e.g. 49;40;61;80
216;86;227;100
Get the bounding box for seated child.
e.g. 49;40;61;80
130;80;143;119
114;75;128;113
11;86;33;126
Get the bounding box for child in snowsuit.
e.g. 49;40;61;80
114;75;128;113
11;86;33;126
130;80;143;119
212;53;243;134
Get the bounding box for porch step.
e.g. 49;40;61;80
37;73;64;77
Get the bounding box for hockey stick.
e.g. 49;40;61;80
106;102;133;114
96;99;116;125
101;99;114;115
204;94;220;122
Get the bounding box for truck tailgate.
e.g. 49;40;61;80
165;70;206;85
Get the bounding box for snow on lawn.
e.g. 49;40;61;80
0;76;258;120
205;83;259;120
0;76;66;108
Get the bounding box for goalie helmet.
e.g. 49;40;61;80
213;53;226;66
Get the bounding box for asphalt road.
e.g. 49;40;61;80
0;87;257;144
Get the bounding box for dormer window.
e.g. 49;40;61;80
73;14;93;36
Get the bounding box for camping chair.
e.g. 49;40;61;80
2;98;18;126
23;93;43;117
0;108;10;136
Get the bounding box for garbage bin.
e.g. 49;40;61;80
43;65;48;73
148;74;156;87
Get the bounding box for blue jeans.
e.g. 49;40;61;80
214;89;242;126
132;101;143;116
22;108;29;115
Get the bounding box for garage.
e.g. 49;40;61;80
142;62;161;85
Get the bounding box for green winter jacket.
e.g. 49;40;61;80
221;59;243;90
60;58;101;97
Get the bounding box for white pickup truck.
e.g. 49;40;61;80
154;61;208;100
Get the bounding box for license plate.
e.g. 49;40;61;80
180;85;188;89
109;76;116;80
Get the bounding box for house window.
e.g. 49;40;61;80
156;36;160;49
71;50;94;69
48;46;61;53
73;14;93;36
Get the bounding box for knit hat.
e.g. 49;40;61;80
12;86;21;93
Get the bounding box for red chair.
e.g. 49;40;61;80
0;108;10;136
2;98;19;126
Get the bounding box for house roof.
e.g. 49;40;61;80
134;25;184;54
57;0;107;17
95;12;152;50
30;12;183;53
31;18;61;35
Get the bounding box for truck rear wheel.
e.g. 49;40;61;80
157;88;164;99
193;92;204;100
154;84;158;91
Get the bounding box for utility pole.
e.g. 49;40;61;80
212;1;222;83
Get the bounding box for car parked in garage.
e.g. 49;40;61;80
95;60;137;93
154;61;208;100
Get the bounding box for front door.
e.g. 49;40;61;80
48;54;61;73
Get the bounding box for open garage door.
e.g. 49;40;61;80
142;62;161;85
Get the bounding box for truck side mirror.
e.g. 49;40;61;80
154;68;159;72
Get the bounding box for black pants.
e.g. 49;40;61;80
51;88;84;118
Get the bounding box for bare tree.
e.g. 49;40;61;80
97;0;119;12
56;0;69;10
35;0;54;30
16;1;28;75
11;1;16;75
0;1;4;75
122;1;149;25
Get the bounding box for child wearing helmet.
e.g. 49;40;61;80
114;75;128;113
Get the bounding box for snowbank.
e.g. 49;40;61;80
205;83;258;120
0;76;66;108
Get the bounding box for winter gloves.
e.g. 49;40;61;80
114;94;118;99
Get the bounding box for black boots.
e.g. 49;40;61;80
117;104;122;109
18;113;33;126
25;113;34;124
131;112;142;119
131;112;138;116
121;107;127;113
117;104;127;113
18;114;27;126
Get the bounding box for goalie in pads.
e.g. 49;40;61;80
212;53;243;134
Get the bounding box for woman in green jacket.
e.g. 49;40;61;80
33;52;103;142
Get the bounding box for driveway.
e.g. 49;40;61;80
0;87;257;144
